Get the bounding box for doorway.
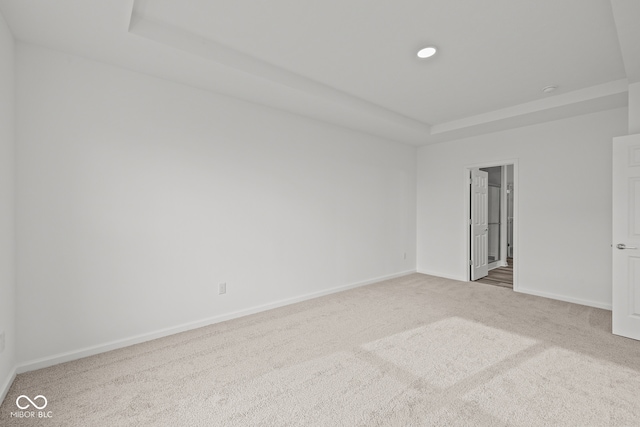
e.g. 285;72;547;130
466;161;517;289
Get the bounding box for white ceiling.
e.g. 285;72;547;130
0;0;638;145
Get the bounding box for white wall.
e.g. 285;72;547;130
417;108;627;309
0;11;15;399
15;44;417;365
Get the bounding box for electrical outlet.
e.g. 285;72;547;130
0;331;5;354
219;283;227;295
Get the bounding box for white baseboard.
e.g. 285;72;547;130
415;270;612;311
516;287;612;311
16;270;416;374
416;269;466;282
1;366;17;406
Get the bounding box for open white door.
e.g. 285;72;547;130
471;169;489;281
613;134;640;341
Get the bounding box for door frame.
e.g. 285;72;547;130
465;159;519;290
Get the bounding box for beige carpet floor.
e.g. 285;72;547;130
2;273;640;426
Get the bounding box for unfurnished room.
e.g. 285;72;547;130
1;1;640;426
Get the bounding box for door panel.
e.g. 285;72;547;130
629;257;640;317
631;177;640;236
613;134;640;340
471;169;489;281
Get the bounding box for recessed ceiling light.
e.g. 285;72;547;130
542;85;558;94
417;46;437;59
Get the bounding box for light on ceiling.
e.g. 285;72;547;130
542;85;558;94
417;46;437;59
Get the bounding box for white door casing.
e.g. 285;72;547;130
471;169;489;281
612;134;640;341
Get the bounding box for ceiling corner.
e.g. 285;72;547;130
610;0;640;83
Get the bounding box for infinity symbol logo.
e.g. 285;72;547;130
16;395;48;410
